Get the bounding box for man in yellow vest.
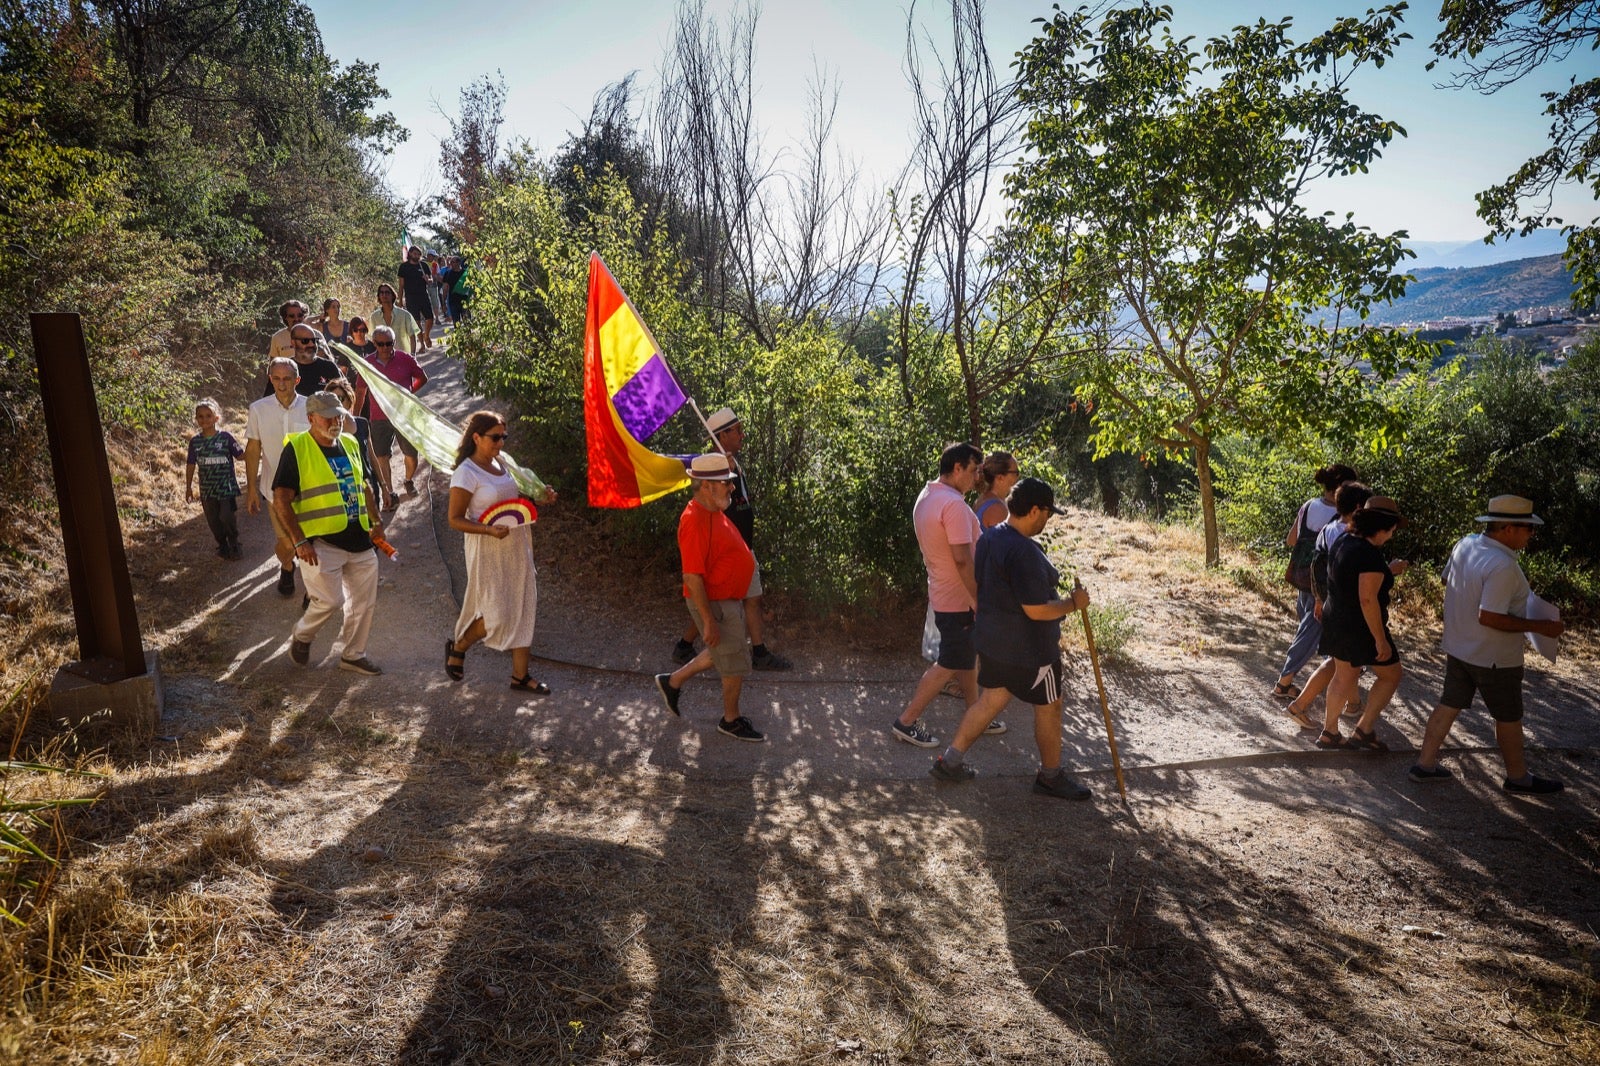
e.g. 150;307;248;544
272;391;386;674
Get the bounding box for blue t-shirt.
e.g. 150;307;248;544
186;431;243;499
974;522;1062;667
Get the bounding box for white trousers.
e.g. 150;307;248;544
292;542;379;661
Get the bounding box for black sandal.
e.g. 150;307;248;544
445;638;466;681
1347;726;1389;752
1315;729;1347;750
510;675;550;695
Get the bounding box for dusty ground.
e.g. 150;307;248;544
3;334;1597;1064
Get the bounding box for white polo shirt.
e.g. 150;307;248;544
245;392;309;500
1441;533;1530;668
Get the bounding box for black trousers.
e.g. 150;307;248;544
202;496;239;548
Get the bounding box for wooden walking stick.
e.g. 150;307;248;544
1076;580;1128;800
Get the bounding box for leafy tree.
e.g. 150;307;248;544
1429;0;1600;307
437;73;508;246
1005;2;1430;565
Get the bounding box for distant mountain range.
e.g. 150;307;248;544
1365;252;1580;325
1402;229;1569;270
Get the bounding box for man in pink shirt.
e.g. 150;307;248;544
353;324;428;510
892;442;1006;747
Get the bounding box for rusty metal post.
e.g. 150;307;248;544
29;312;147;682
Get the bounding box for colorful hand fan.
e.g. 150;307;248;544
478;497;539;526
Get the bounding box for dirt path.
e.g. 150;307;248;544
62;329;1599;1064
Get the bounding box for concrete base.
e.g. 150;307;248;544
49;652;162;738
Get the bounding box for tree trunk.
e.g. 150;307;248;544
1194;438;1220;567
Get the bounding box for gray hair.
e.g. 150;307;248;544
371;325;396;342
268;357;299;376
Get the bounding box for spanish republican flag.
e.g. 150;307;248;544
584;253;692;507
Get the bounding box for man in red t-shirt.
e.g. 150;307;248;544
654;455;767;742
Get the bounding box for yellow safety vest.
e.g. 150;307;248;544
286;432;370;537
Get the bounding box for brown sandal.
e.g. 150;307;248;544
1315;729;1347;750
1347;726;1389;752
1285;704;1318;730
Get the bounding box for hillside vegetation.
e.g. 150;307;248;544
1367;254;1580;323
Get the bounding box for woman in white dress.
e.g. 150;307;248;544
444;410;551;693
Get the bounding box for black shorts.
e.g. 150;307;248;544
1439;654;1524;723
405;293;434;322
933;609;976;671
978;657;1064;707
369;418;417;459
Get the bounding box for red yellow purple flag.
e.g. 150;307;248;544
583;253;692;507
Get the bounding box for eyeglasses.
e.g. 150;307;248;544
484;432;508;442
374;341;394;348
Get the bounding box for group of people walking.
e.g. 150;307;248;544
1271;467;1567;794
190;282;1571;800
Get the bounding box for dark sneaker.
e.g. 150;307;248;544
289;638;311;666
671;639;697;665
403;479;416;495
892;719;939;748
983;718;1008;735
1408;763;1454;782
338;656;383;676
1503;775;1563;795
717;716;766;742
276;568;296;596
1034;771;1092;800
654;673;682;717
929;756;975;783
751;648;793;671
300;593;309;614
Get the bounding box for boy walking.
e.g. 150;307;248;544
186;399;244;560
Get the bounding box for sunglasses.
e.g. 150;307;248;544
484;432;508;442
293;336;317;346
374;341;394;348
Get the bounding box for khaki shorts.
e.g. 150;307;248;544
685;598;752;677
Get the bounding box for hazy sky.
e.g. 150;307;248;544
315;0;1595;242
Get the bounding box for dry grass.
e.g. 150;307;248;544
2;436;1598;1064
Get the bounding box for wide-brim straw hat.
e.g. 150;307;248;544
706;407;741;435
689;454;738;481
1475;494;1544;525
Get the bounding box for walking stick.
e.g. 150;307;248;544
1076;581;1128;800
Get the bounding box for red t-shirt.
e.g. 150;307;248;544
678;499;756;601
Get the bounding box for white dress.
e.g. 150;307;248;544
450;456;538;650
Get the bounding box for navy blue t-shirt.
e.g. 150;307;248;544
974;522;1062;667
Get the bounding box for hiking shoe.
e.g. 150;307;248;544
289;638;311;666
1034;771;1092;800
403;479;416;495
338;656;383;676
751;647;793;671
671;639;697;665
892;719;939;748
1503;775;1564;795
717;716;766;742
1408;763;1454;783
929;756;975;783
654;673;682;717
276;568;296;596
984;718;1008;735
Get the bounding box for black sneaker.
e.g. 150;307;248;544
276;568;296;596
653;673;682;717
1408;763;1453;782
892;719;939;748
751;647;793;671
929;756;975;783
717;716;766;742
403;479;416;494
289;638;311;666
1504;774;1563;795
671;639;697;665
338;656;383;676
1033;771;1092;800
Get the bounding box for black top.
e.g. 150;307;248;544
264;355;342;398
271;436;376;554
726;466;755;548
1319;534;1393;665
974;522;1062;667
398;260;433;310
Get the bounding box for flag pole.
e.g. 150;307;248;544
687;398;729;457
1076;579;1128;801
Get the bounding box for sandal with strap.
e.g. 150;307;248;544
1347;726;1389;752
445;638;466;681
1272;681;1301;701
1285;704;1318;731
510;675;550;695
1315;729;1347;750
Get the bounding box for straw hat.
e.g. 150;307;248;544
1475;494;1544;525
689;454;738;481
